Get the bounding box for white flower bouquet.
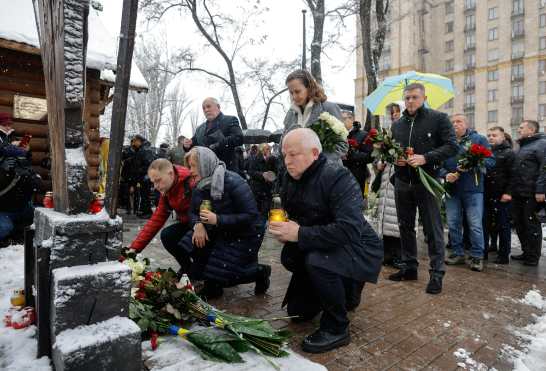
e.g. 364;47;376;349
309;112;349;152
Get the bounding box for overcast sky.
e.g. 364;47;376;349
100;0;357;141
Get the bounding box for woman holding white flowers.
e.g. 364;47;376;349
282;69;348;163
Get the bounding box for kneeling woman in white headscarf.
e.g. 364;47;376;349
178;146;271;299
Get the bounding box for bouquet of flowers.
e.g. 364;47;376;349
124;256;291;367
309;112;349;152
365;128;447;200
456;143;493;186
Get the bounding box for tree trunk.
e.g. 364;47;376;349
261;87;288;129
308;0;325;84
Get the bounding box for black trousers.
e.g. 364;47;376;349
160;223;210;277
281;245;364;334
512;196;542;262
394;179;445;272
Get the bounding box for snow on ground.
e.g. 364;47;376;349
509;289;546;371
453;348;491;371
142;335;327;371
0;245;51;371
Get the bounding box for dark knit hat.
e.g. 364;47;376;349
0;112;13;126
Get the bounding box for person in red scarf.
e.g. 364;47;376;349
126;159;194;268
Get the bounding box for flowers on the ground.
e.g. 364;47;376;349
309;112;348;152
123;256;291;365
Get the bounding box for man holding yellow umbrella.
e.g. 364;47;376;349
365;73;457;295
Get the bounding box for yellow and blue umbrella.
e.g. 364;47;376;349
364;71;454;115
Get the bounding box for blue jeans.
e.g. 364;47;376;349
446;192;485;259
0;205;35;240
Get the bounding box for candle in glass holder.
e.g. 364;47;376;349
43;192;54;208
269;195;288;222
200;200;212;212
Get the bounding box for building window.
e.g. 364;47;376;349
488;49;499;62
539;60;546;75
488;110;498;123
464;0;476;10
445;1;454;15
541;14;546;28
540;81;546;95
488;28;498;41
540;104;546;121
446;21;454;33
467;113;475;128
465;53;476;68
542;0;546;9
488;89;497;102
512;83;524;100
488;7;498;20
465;33;476;49
465;14;476;31
445;40;454;52
512;19;525;37
512;0;524;15
464;73;475;90
488;69;499;81
512;63;524;80
465;93;476;106
445;59;454;72
541;37;546;50
512;106;524;124
512;41;525;59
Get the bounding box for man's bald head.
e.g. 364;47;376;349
282;128;322;180
202;97;221;121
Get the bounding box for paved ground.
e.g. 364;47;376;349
123;213;546;371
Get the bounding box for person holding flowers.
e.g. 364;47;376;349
178;147;271;299
442;114;495;272
388;83;457;295
282;69;348;163
269;128;382;354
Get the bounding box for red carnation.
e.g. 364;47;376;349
369;128;378;137
405;147;415;157
348;138;359;148
135;290;147;301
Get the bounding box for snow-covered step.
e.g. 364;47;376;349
51;261;132;339
53;316;141;371
33;207;123;270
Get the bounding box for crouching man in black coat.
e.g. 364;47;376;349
269;128;383;354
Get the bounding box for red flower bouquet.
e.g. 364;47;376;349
365;128;447;200
457;143;493;186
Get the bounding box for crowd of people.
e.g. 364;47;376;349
1;68;545;354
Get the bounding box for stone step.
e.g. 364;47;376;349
33;208;123;270
53;316;141;371
51;261;132;339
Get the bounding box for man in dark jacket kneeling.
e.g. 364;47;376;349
269;128;383;354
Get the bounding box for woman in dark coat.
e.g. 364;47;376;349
179;147;270;299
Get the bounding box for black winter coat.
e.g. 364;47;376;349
343;128;372;183
133;141;156;180
391;106;457;183
182;170;264;285
192;113;244;171
281;154;383;283
510;134;546;197
246;153;277;197
485;141;515;200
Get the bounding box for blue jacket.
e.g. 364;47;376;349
442;130;495;194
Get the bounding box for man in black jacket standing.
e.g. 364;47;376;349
184;97;243;171
509;120;546;266
388;83;457;294
269;128;383;354
484;127;515;264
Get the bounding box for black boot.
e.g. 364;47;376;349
301;328;350;353
425;270;444;295
388;268;418;281
254;264;271;295
511;253;528;261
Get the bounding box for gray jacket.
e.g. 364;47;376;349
282;101;348;162
375;164;400;238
